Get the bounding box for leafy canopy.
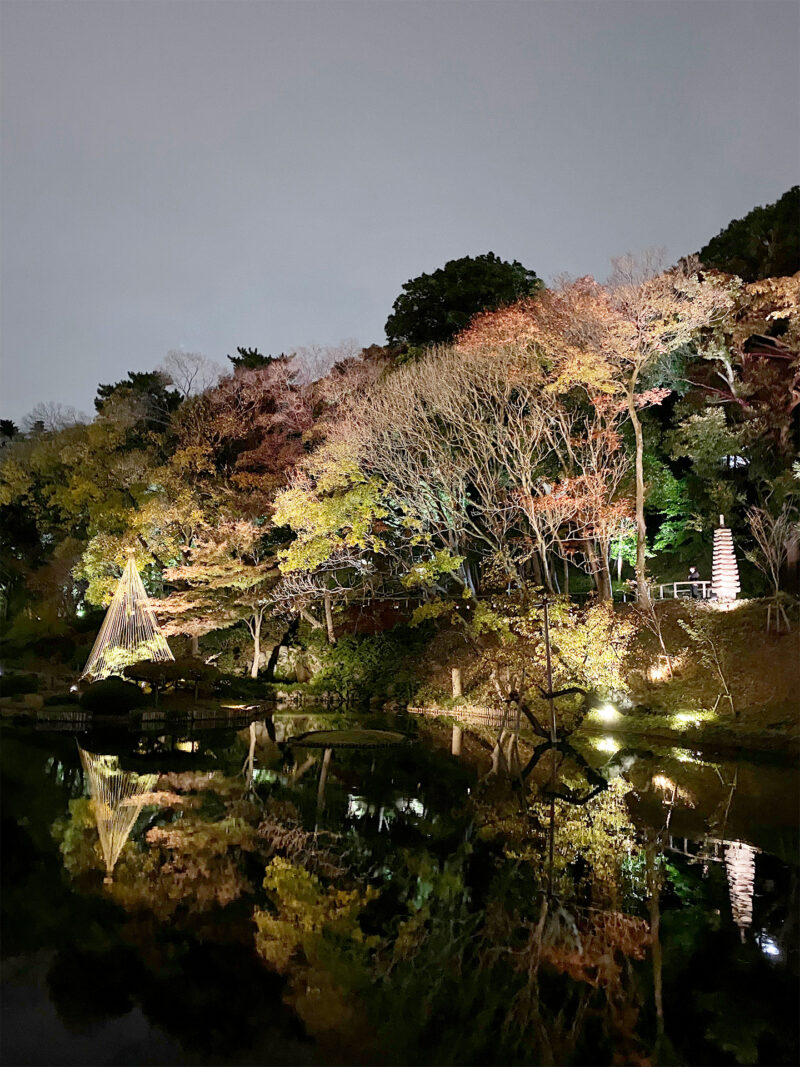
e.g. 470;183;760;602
698;186;799;282
385;251;543;347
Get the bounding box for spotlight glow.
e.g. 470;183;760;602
757;933;781;959
596;704;620;723
595;736;620;754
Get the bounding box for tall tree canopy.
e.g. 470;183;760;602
226;347;288;371
384;252;543;348
698;186;799;282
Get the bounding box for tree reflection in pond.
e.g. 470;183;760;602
3;719;796;1065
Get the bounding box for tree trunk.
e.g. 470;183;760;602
628;391;649;603
646;838;665;1039
531;553;543;588
540;549;554;593
244;721;256;787
323;591;336;645
249;612;262;678
264;619;299;682
316;747;332;815
585;541;612;601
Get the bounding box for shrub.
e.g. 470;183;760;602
167;657;220;698
0;673;39;697
43;691;81;707
79;677;150;714
311;625;429;705
123;660;173;704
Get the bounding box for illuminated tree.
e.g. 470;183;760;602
156;520;283;677
461;267;734;600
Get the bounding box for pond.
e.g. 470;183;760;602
1;713;798;1065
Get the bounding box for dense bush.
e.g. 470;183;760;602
79;676;150;714
123;657;221;701
168;657;220;697
310;624;429;705
123;660;173;694
0;673;40;697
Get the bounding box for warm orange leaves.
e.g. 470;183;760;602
457;277;623;399
457;268;736;400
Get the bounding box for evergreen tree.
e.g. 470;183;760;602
699;186;799;281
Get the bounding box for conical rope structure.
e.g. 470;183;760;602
82;553;173;680
78;746;158;883
712;515;740;601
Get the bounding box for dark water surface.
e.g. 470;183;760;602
2;714;798;1066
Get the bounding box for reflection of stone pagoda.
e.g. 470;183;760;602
667;833;758;941
712;516;740;602
724;839;758;941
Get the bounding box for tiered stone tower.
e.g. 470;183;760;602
712;515;740;601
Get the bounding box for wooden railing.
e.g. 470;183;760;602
619;580;712;603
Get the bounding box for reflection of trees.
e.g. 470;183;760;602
59;763;262;916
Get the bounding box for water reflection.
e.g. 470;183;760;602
2;716;798;1066
77;747;158;883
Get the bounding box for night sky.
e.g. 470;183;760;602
2;0;798;420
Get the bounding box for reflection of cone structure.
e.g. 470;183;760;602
712;517;740;601
82;554;173;679
78;747;158;882
724;839;757;941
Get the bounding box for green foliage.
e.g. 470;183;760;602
385;251;543;346
400;549;465;589
408;598;458;627
699;186;800;281
466;599;514;643
668;407;744;521
94;369;181;421
273;441;389;574
644;454;700;557
468;592;635;701
553;600;637;694
311;625;429;703
3;606;72;653
226;346;286;370
90;637;172;678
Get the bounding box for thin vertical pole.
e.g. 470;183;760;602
547;795;556;897
542;596;558;898
542;598;557;744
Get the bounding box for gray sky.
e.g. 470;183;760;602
2;0;798;422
